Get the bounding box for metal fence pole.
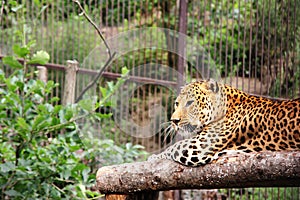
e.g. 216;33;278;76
177;0;188;92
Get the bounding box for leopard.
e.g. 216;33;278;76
149;79;300;166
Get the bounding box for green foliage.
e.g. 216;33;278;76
101;0;160;26
83;139;148;167
0;44;147;199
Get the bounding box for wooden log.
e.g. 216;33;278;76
62;60;78;105
96;151;300;196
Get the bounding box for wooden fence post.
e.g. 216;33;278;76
62;60;79;105
36;66;48;104
37;66;48;83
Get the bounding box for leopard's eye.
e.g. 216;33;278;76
185;100;194;107
175;102;179;108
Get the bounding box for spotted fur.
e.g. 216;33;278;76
149;79;300;166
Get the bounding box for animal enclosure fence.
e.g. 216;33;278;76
0;0;299;199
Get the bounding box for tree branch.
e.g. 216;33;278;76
74;52;116;103
72;0;111;57
96;151;300;194
72;0;115;103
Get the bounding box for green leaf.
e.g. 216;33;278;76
68;144;81;152
53;105;62;115
8;0;17;7
59;109;74;123
65;122;76;130
26;40;36;48
3;56;23;69
0;162;15;173
32;115;49;130
39;5;48;15
95;112;112;119
77;184;87;198
27;50;50;65
51;117;60;126
82;168;90;183
85;190;102;198
11;4;23;12
78;99;94;112
50;97;60;103
99;87;107;97
121;67;129;75
132;144;145;149
125;143;132;150
61;169;71;180
37;104;47;113
45;80;56;91
64;109;74;121
17;117;31;131
72;163;88;171
107;81;114;91
4;190;22;197
15;81;24;90
12;44;30;58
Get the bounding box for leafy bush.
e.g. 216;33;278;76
0;43;147;199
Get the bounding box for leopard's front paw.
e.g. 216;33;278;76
148;152;170;161
147;154;160;161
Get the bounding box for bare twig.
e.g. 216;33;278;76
72;0;116;103
72;0;111;58
52;183;66;194
75;52;116;103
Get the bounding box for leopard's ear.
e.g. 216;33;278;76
208;79;219;93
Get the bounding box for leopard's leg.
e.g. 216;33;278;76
148;134;224;167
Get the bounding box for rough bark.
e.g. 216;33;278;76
96;151;300;194
105;192;159;200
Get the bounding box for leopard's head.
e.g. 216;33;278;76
171;79;226;134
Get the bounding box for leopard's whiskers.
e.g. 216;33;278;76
162;124;176;143
159;121;172;127
158;121;174;143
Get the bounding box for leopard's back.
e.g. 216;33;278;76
224;89;300;152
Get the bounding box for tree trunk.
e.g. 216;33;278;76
96;151;300;196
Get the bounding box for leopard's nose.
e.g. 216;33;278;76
171;118;180;125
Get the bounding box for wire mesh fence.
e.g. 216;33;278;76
1;0;300;199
